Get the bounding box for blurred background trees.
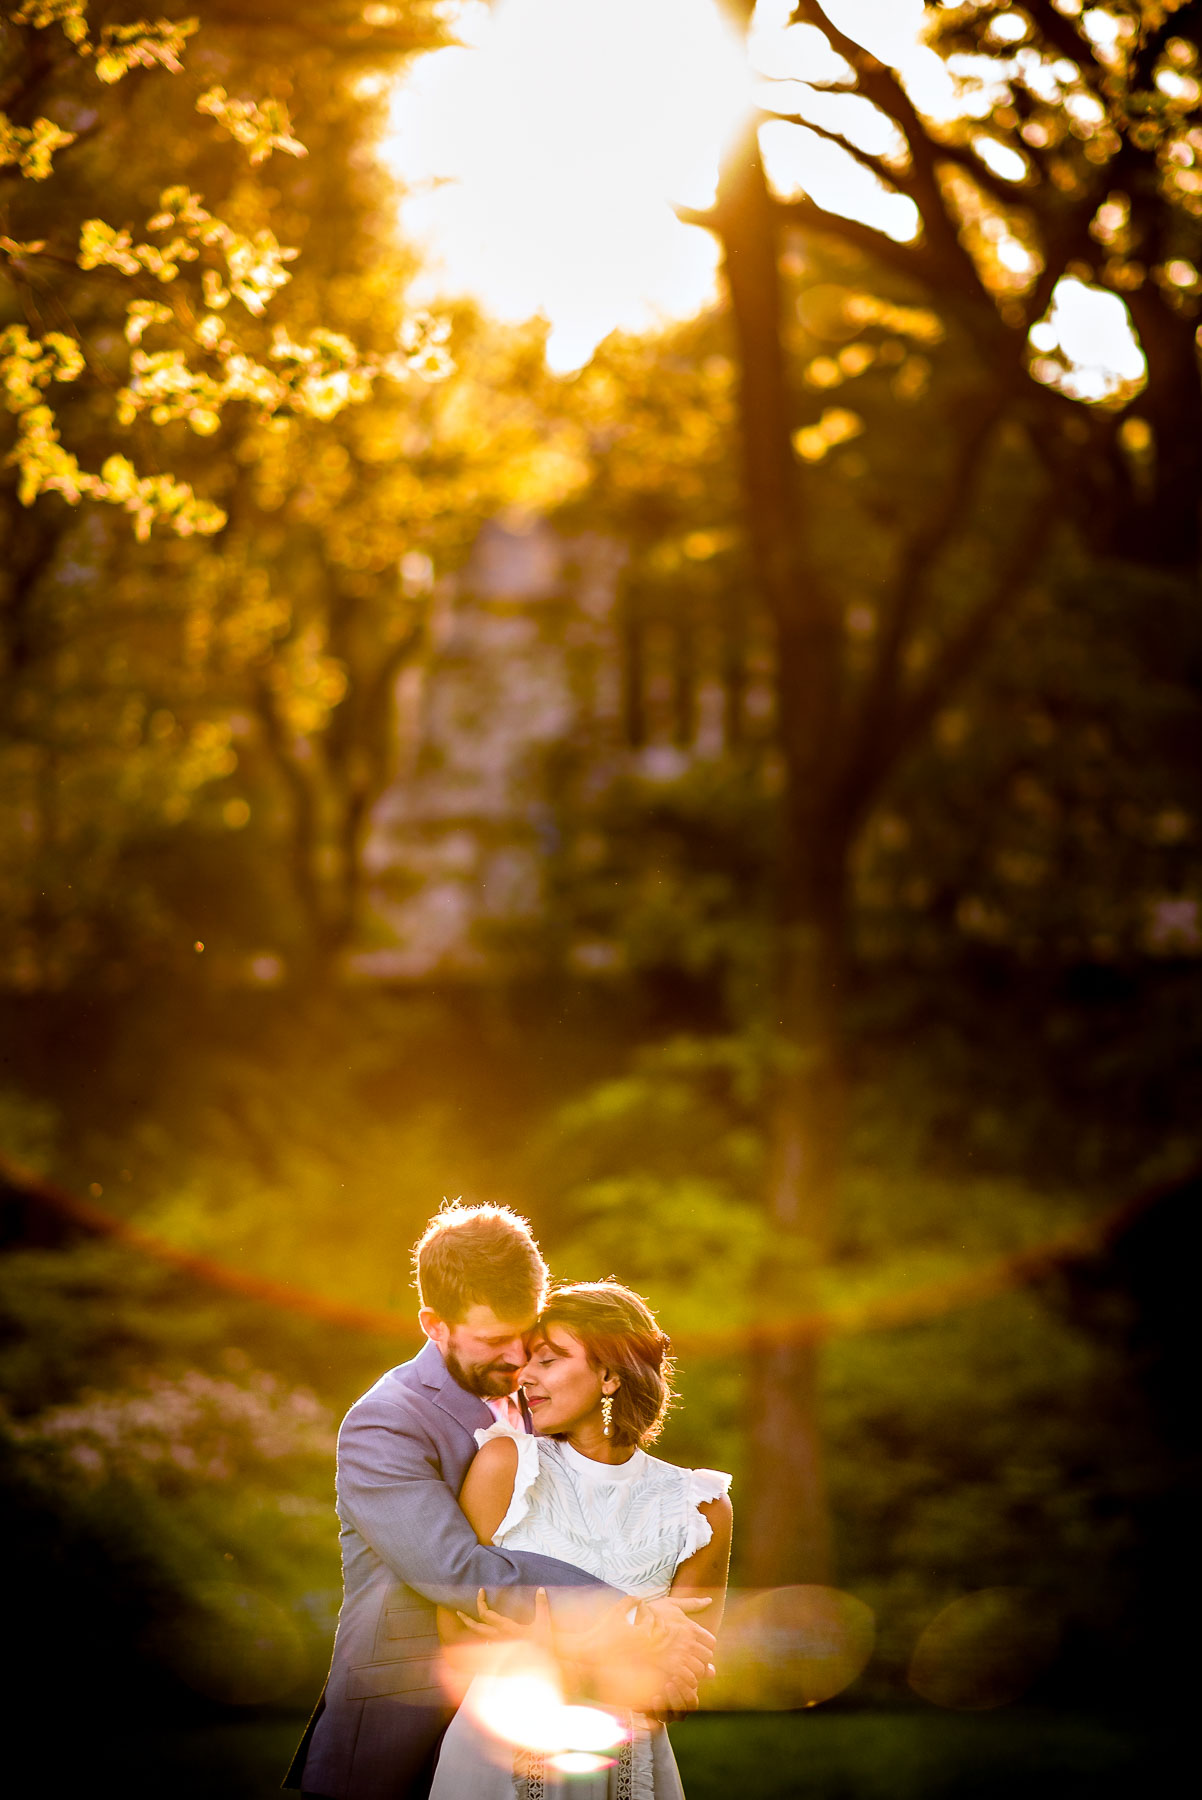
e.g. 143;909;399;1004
666;0;1202;1584
1;1;1199;1791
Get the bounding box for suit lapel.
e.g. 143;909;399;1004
418;1338;494;1437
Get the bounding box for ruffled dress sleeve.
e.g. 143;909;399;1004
678;1467;733;1564
472;1420;543;1543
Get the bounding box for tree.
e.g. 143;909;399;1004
655;0;1202;1582
753;1;1202;564
1;2;447;533
0;2;495;987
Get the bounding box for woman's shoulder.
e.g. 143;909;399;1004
468;1423;547;1541
639;1451;733;1502
633;1457;732;1563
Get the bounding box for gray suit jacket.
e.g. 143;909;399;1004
288;1341;606;1799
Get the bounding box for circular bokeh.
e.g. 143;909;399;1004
707;1586;876;1711
908;1587;1061;1710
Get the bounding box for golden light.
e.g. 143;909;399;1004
381;0;752;372
467;1647;627;1758
552;1752;618;1774
379;0;1146;396
704;1586;876;1710
1028;276;1147;406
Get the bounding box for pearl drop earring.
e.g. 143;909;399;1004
601;1391;614;1437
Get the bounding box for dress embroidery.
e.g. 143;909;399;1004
438;1423;731;1800
511;1719;652;1799
514;1746;546;1799
474;1424;731;1603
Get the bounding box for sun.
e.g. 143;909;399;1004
379;0;752;371
379;0;1144;394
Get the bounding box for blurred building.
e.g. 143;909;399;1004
352;517;622;979
352;516;773;980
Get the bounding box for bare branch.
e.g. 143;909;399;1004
757;104;911;194
770;193;947;288
789;3;997;306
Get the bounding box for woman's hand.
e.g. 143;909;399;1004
455;1586;556;1651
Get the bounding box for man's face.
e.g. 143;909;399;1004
421;1301;536;1398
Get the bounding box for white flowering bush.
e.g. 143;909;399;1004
10;1366;334;1486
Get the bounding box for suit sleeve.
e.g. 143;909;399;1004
336;1393;618;1610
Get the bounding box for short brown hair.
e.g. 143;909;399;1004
413;1202;549;1323
536;1281;675;1448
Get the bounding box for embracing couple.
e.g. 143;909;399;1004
286;1201;733;1799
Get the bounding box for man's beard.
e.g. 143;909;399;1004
445;1345;521;1399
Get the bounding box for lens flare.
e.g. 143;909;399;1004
551;1751;618;1775
467;1648;627;1756
707;1586;876;1711
383;0;752;371
908;1587;1061;1710
144;1583;306;1706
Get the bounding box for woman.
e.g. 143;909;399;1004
428;1281;733;1799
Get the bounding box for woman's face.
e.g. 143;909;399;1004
518;1324;606;1435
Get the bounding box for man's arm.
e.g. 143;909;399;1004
336;1397;612;1610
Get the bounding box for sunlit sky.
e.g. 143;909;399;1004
380;0;1142;388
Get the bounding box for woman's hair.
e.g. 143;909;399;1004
412;1201;549;1324
536;1281;675;1448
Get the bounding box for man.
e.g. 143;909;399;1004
287;1201;714;1799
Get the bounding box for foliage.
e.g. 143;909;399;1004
0;2;447;539
526;1027;1177;1686
767;0;1202;561
0;1233;356;1712
0;3;592;986
0;0;1195;1727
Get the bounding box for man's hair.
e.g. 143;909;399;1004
412;1201;549;1324
536;1281;675;1448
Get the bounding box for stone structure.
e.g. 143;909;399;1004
355;517;626;978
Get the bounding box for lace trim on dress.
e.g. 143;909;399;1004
628;1720;655;1800
514;1746;546;1799
679;1467;733;1564
473;1420;542;1542
511;1715;655;1800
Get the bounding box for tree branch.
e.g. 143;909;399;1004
889;487;1060;764
1017;0;1112;86
767;193;945;288
835;388;1009;819
757;104;910;195
927;134;1039;211
789;3;999;306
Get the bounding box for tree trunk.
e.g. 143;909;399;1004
712;115;847;1585
744;878;847;1585
1118;287;1202;572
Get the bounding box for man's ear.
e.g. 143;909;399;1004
419;1307;449;1348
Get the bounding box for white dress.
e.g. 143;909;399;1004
428;1423;731;1800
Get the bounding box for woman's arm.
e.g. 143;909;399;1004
436;1436;520;1646
669;1495;733;1635
459;1435;520;1544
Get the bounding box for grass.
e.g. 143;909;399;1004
670;1708;1166;1799
60;1705;1172;1798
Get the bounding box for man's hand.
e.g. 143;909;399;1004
636;1596;716;1715
446;1588;718;1718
